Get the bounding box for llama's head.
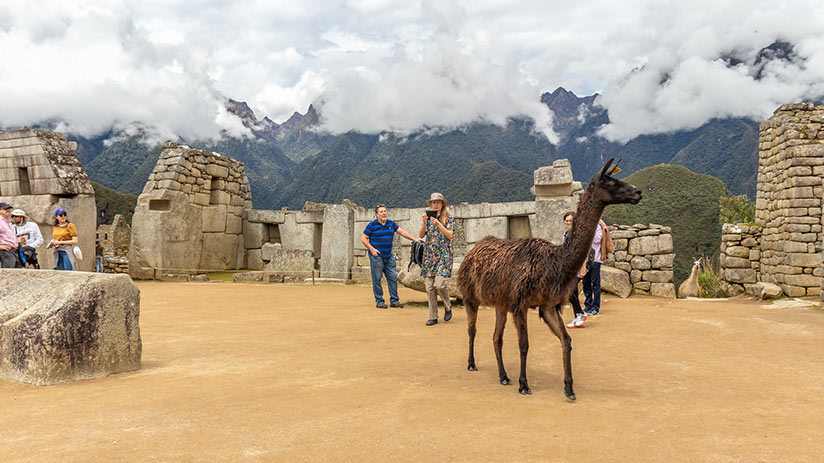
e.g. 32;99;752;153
588;158;642;205
693;259;702;269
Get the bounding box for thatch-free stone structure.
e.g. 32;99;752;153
721;103;824;297
0;129;96;271
0;269;141;385
129;144;252;279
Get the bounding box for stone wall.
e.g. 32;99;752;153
718;223;762;296
0;129;96;271
604;224;675;297
719;103;824;297
353;201;538;284
129;144;252;279
97;214;131;257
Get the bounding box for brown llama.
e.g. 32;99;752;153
677;259;702;298
457;158;641;400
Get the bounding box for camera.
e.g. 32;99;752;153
425;210;438;218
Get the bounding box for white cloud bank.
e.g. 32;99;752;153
0;0;823;143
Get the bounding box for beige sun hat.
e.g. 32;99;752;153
425;192;448;206
11;209;25;217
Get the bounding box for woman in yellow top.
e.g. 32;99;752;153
50;208;78;270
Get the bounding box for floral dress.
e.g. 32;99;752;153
420;215;455;277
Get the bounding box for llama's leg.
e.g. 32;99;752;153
513;309;531;395
493;308;511;385
539;304;576;401
466;298;478;371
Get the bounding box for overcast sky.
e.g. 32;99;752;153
1;0;823;143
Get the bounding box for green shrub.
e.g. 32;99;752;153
697;256;723;298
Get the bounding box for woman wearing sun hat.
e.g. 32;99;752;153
49;208;79;270
418;192;455;326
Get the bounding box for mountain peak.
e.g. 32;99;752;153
541;87;599;135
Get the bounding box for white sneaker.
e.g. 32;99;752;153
567;313;586;328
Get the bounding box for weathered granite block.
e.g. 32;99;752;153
600;266;631;298
320;205;354;279
0;270;141;385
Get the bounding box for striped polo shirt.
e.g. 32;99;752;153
363;219;399;258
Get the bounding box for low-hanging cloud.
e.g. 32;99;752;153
1;0;824;145
313;0;557;142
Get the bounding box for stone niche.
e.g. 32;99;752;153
0;129;96;271
129;144;252;279
0;269;141;385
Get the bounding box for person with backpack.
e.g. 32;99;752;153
11;209;43;269
582;216;614;316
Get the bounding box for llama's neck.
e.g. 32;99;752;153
688;264;700;282
561;188;605;282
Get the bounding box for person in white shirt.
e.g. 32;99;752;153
11;209;43;268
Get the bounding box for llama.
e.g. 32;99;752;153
678;259;702;298
457;158;641;400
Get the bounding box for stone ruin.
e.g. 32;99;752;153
720;103;824;298
0;129;96;271
231;158;677;298
97;213;131;273
129;143;252;279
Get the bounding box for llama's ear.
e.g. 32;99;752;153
610;159;622;175
597;157;615;180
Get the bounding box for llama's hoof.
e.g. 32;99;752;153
500;377;512;385
467;364;477;371
565;390;576;401
519;386;532;395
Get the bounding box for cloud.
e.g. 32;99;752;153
1;0;823;145
313;0;557;142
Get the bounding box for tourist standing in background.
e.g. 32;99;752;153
0;202;22;268
582;217;613;316
563;211;589;328
11;209;43;269
419;193;454;326
361;204;421;309
50;208;78;271
95;239;105;272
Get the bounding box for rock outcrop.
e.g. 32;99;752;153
0;270;141;385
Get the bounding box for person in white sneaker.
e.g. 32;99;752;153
562;211;589;328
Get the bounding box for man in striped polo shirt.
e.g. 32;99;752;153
361;204;421;309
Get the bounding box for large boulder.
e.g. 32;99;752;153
0;270;141;385
600;265;632;298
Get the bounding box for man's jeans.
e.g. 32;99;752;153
96;255;104;272
369;254;399;305
582;262;601;314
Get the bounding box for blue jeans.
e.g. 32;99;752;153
56;250;73;271
369;254;399;305
96;255;104;272
582;262;601;314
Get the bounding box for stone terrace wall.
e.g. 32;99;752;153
0;129;96;271
604;224;675;297
753;103;824;297
352;201;537;283
719;224;762;296
129;144;252;279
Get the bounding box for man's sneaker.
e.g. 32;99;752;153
376;303;388;309
566;313;586;328
390;302;404;308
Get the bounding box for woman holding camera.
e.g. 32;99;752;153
419;192;455;326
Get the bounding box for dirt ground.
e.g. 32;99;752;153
2;282;823;462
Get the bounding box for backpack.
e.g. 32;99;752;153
408;241;425;271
